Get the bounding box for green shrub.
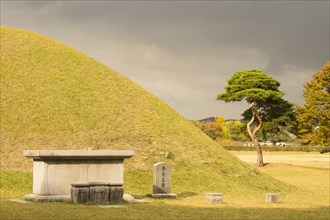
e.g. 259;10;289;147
319;147;330;154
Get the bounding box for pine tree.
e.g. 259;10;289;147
217;69;286;167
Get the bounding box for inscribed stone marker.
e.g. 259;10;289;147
153;162;171;194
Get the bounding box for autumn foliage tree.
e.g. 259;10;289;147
192;120;223;140
217;69;286;167
297;61;330;146
192;115;247;141
221;120;248;141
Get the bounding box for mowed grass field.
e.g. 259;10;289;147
1;151;329;220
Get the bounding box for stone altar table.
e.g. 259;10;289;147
23;150;133;201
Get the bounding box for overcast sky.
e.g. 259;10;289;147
1;1;329;120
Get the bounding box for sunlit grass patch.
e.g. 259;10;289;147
0;170;32;199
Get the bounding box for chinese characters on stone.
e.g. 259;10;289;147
161;166;166;188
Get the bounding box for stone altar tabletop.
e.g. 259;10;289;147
24;150;134;201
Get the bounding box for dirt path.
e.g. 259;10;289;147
233;152;330;168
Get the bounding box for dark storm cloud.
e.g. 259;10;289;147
1;1;329;119
49;1;329;72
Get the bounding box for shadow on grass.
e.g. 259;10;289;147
282;163;330;171
131;191;198;200
1;201;329;220
177;191;199;198
260;163;329;171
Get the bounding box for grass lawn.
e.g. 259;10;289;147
1;151;329;220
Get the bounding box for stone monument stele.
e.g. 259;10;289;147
150;162;177;198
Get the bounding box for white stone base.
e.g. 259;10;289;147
123;194;135;201
24;194;71;202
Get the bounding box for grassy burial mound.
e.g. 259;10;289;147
0;26;290;196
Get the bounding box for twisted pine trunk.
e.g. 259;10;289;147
247;103;264;167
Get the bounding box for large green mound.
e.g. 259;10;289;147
0;26;289;195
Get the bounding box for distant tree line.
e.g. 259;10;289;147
192;117;248;142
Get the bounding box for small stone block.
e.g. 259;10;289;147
206;193;223;204
71;185;90;204
90;185;109;204
109;186;124;203
123;194;135;201
266;193;278;203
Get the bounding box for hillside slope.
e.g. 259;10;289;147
0;26;289;195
